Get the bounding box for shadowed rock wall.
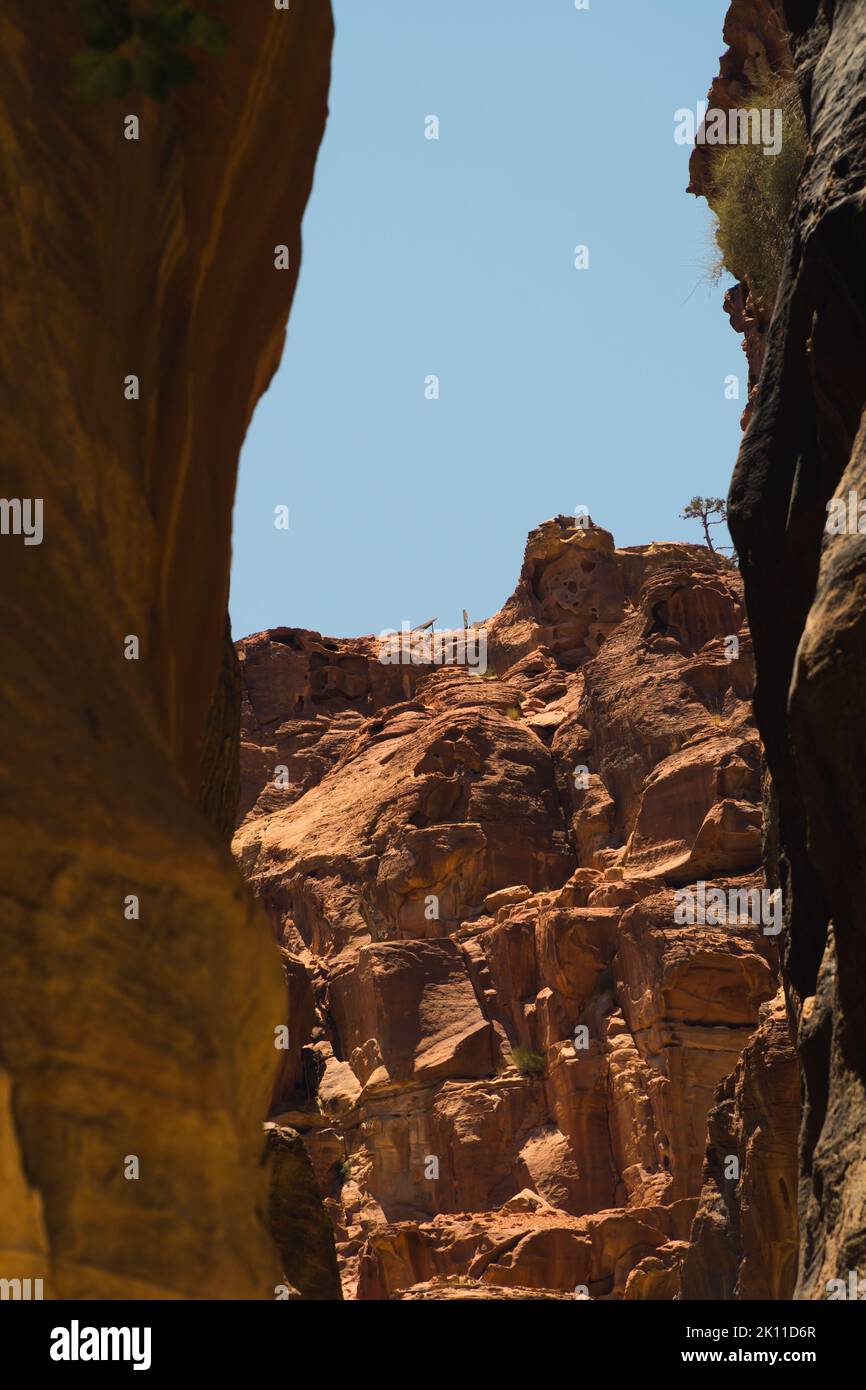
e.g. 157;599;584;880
691;0;866;1301
726;0;866;1299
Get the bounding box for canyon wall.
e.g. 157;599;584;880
723;0;866;1299
690;0;866;1300
3;0;857;1305
234;517;797;1298
0;2;336;1297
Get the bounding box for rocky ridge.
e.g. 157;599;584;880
234;517;797;1299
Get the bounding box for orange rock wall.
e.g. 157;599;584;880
235;518;795;1299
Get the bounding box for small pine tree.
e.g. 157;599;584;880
681;496;728;556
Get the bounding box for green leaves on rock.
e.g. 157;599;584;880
72;49;132;102
188;12;228;58
80;0;133;52
132;44;195;102
74;0;228;103
139;1;225;53
709;77;807;309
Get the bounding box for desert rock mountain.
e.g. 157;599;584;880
234;517;798;1299
1;0;863;1311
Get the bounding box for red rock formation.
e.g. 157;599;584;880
234;517;788;1298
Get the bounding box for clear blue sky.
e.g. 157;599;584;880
230;0;736;641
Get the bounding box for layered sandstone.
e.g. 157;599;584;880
234;517;788;1299
0;3;336;1297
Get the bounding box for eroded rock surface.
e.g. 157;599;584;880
234;518;789;1299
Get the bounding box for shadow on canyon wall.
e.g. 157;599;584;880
0;0;339;1299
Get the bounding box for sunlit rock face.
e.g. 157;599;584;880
234;516;792;1299
0;3;337;1298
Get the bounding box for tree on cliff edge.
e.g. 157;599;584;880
681;496;728;556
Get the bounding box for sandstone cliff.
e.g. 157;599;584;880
234;517;793;1299
0;2;336;1298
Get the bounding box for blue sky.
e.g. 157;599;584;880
230;0;736;641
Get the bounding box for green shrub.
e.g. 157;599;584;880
709;77;807;308
511;1045;546;1077
73;0;228;103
